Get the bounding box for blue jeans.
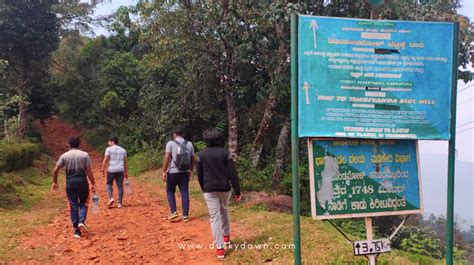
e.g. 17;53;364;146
107;172;124;203
66;178;89;230
166;172;190;216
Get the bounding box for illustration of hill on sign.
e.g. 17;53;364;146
298;16;455;139
309;139;422;219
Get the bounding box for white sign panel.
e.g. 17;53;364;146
353;238;391;256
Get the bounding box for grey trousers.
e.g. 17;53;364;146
204;192;231;249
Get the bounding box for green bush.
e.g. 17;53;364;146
0;154;53;209
392;226;445;259
236;145;274;192
0;143;42;172
128;148;163;176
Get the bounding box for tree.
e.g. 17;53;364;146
0;0;60;138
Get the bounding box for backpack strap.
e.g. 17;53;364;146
170;140;187;167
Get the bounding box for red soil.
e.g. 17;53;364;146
18;117;220;264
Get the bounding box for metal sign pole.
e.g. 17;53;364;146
290;14;302;265
446;22;460;265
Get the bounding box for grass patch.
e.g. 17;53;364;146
127;150;163;177
0;154;64;261
131;163;442;264
0;154;53;209
0;142;42;172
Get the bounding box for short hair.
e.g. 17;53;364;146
203;129;225;147
69;136;81;149
173;126;184;136
173;125;184;134
109;136;119;144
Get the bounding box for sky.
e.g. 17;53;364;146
92;1;474;223
459;0;474;19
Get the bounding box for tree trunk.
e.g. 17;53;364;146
250;20;288;168
224;77;238;161
3;112;10;143
272;121;290;190
14;80;28;139
17;100;27;139
250;92;278;168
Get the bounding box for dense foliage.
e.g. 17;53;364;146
0;143;41;172
43;0;473;186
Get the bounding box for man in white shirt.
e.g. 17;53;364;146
101;136;128;208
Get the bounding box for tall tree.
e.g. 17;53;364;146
0;0;60;138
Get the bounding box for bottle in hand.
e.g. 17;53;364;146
125;179;132;194
92;192;99;213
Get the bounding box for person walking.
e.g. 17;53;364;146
101;136;128;208
162;127;195;222
51;136;96;238
196;129;241;260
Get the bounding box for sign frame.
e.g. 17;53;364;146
308;138;423;220
297;15;456;140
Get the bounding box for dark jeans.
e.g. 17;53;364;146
66;176;89;230
166;172;190;216
107;171;124;203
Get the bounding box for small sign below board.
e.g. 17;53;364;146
353;238;391;256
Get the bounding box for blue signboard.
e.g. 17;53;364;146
298;16;455;139
309;139;422;219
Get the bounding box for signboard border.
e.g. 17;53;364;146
308;138;423;220
297;15;456;140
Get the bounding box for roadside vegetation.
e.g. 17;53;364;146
0;0;472;263
0;153;63;261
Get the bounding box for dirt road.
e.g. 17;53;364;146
19;117;219;264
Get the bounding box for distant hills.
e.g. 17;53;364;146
420;153;474;231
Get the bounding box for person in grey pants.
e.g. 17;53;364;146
101;136;128;208
196;129;241;260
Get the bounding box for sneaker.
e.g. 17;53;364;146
223;235;231;246
216;248;225;260
168;212;178;220
78;223;89;233
183;216;189;222
117;203;123;208
108;198;114;207
73;229;81;238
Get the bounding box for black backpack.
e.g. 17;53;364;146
172;140;191;171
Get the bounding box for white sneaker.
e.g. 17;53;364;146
117;203;123;208
78;223;89;233
108;198;114;207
